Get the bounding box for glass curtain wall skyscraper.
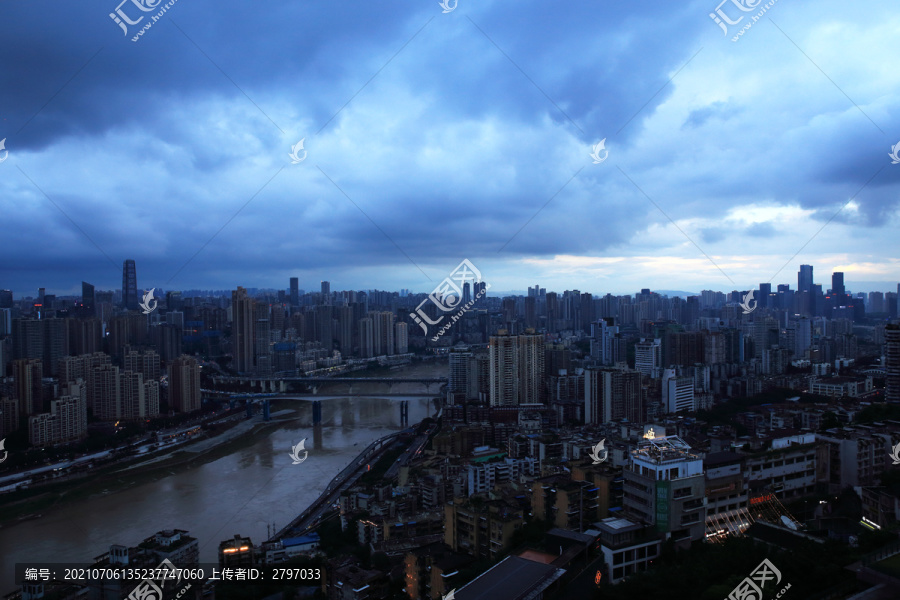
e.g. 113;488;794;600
122;259;138;311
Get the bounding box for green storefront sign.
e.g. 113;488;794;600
655;480;670;533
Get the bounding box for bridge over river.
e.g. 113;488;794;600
210;375;447;395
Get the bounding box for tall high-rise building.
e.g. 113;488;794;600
584;367;643;424
885;322;900;404
82;281;95;316
315;305;333;351
373;312;395;356
517;333;545;404
231;287;255;374
58;352;111;387
635;338;661;378
798;265;814;293
758;283;772;309
358;317;374;358
488;332;544;406
662;369;694;413
489;334;517;406
42;318;67;377
124;348;160;383
449;347;472;394
66;318;103;364
321;281;331;304
91;364;121;421
0;289;12;309
12;318;43;361
290;277;299;307
868;292;884;314
832;272;845;297
794;317;812;359
335;305;354;353
590;320;619;365
14;358;44;417
255;303;272;373
13;318;67;376
170;355;201;413
121;370;147;421
122;259;138;311
394;322;408;355
0;308;10;336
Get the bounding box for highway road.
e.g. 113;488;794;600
275;423;436;540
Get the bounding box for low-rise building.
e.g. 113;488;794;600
595;516;661;584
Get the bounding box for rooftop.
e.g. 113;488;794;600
456;555;565;600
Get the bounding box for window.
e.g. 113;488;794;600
613;567;623;580
624;550;634;562
637;546;646;559
614;552;624;565
673;486;692;499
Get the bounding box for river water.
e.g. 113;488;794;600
0;364;445;590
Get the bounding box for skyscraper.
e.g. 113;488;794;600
373;311;395;356
584;367;643;424
170;355;202;412
832;272;845;297
758;282;772;309
122;259;138;311
448;347;472;394
489;334;517;406
14;358;43;417
359;317;374;358
290;277;299;306
321;281;331;304
635;338;661;378
798;265;813;292
394;322;408;354
82;281;95;316
517;333;545;404
488;332;544;406
231;287;255;374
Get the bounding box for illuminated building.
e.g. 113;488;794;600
218;534;254;569
622;435;706;546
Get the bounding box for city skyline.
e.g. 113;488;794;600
2;1;899;296
3;261;898;300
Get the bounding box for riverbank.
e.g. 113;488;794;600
0;409;299;528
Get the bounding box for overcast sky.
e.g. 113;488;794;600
1;0;898;298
